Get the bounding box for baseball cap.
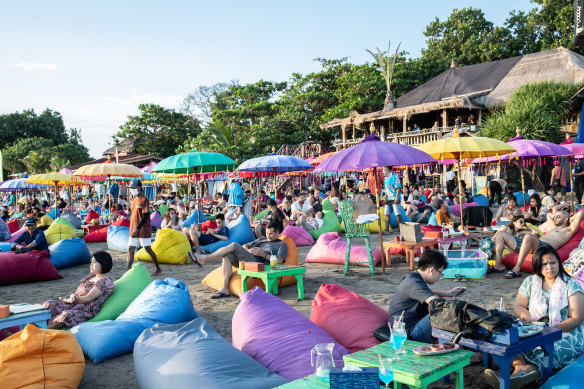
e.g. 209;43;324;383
129;179;142;188
24;218;36;226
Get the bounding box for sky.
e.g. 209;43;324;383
0;0;536;158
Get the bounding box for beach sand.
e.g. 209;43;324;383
2;234;533;389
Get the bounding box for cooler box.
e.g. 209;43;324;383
441;250;488;279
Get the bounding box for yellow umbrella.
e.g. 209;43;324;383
417;129;516;228
74;163;142;210
25;173;85;211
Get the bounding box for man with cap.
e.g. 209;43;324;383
126;179;161;275
12;218;48;253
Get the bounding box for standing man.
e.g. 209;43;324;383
383;167;402;235
126;179;161;276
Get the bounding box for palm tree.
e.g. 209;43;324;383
367;40;401;111
23;151;51;174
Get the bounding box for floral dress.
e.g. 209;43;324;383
43;275;114;328
519;275;584;379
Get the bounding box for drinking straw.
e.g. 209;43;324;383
398;310;405;323
378;354;386;371
308;330;317;348
499;297;503;311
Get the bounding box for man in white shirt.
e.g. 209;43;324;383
290;192;313;220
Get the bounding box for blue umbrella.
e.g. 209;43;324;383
0;178;51;191
237;154;313;173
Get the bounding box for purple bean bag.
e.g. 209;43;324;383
0;250;60;285
150;211;162;229
280;225;315;246
305;232;382;266
450;202;478;217
5;226;26;243
232;287;348;381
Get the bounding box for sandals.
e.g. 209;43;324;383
488;266;505;274
453;274;468;282
188;251;202;267
505;270;522;279
211;291;230;299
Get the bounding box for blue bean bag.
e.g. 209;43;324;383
49;238;91;269
428;212;438;226
183;210;207;228
107;225;129;253
389;207;410;228
201;215;255;254
514;191;526;206
0;242;11;252
47;208;61;220
540;353;584;389
71;278;197;364
473;194;489;207
232;287;348;381
134;318;288;389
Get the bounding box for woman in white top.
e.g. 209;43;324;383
161;208;184;231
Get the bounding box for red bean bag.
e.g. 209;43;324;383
281;225;315;246
83;227;108;243
0;250;60;285
84;210;99;224
502;219;584;273
311;284;388;352
7;219;20;234
200;219;217;232
450;202;478;217
305;232;381;266
113;218;130;228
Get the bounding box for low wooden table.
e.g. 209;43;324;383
383;238;437;270
238;265;306;301
432;326;562;389
0;304;51;332
344;340;472;389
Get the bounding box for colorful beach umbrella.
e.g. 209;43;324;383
25;173;85;208
310;152;336;166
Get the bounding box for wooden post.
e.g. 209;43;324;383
570;159;575;212
403;119;407;133
374;167;386;274
478;109;482;125
520;162;527;210
442;109;448;128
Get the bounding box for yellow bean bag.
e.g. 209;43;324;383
202;235;300;296
364;209;392;233
37;214;53;228
0;324;85;388
135;228;191;264
44;223;76;245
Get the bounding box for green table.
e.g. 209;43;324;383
343;340;472;389
275;374;329;388
238;265;306;300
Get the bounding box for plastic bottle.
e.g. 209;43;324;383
442;223;449;239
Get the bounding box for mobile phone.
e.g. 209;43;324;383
454;288;468;298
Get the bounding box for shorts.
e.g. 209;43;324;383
225;242;263;266
552;185;566;196
128;237;152;247
513;236;524;253
198;233;218;246
538;240;551;249
384;203;402;216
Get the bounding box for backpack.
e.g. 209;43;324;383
429;299;514;343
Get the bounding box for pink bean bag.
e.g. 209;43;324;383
0;250;60;285
311;284;388;352
232;287;348;381
83;227;108;243
450;202;478;217
7;219;19;234
503;219;584;273
305;232;381;266
5;226;26;243
281;225;315;246
150;212;162;229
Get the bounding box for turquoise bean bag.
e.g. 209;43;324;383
540;353;584;389
49;238;91;269
428;212;438;226
201;215;255;254
389;207;410;228
473;194;489;207
134;318;288;389
107;225;129;253
183;210;207;228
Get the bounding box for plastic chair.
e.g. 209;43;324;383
338;201;375;276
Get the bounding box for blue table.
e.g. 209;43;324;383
0;308;51;333
432;326;562;389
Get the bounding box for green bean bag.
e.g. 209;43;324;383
253;209;269;220
53;217;83;238
87;262;152;322
45;223;76;246
308;200;341;240
157;204;168;217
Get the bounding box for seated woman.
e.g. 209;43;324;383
436;200;465;232
485;246;584;387
278;196;292;218
160;208;184;231
43;251;114;329
299;211;323;231
489;214;539;273
524;193;548;225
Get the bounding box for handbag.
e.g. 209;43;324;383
429;299;514;343
479;237;496;260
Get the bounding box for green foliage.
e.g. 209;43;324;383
481;81;577;141
113;104;202;158
0;108;69;146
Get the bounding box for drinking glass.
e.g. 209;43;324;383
392;319;407;355
389;333;400;361
378;358;394;388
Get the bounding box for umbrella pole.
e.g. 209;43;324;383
520;163;527;210
457;159;465;230
374;167;385;274
570;159;575;213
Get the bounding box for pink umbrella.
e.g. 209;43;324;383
140;161;158;173
59;168;73;174
561;143;584;159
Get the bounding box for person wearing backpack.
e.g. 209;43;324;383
388;250;466;343
484;246;584;388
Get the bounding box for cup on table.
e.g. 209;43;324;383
238;262;245;271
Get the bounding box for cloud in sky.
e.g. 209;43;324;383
7;61;58;71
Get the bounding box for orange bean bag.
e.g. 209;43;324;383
311;284;388;352
202;235;300;296
0;324;85;388
502;220;584;273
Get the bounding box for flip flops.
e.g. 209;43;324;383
505;270;521;279
188;251;202;267
488;266;505;274
484;368;537;389
211;291;230;299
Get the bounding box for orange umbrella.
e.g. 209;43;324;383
310;152;336;166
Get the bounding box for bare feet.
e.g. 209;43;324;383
150;268;162;276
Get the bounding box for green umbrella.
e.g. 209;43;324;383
152;149;236;174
